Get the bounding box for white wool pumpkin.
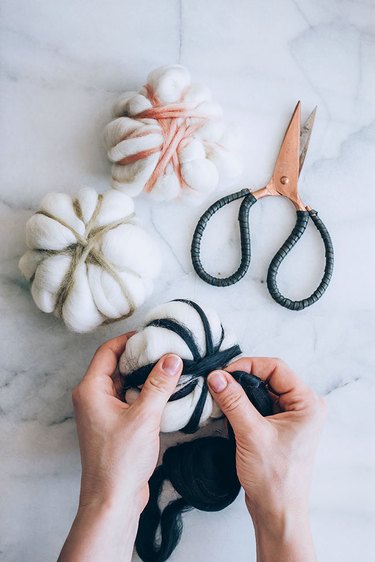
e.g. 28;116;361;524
19;188;161;333
119;299;241;432
104;64;241;204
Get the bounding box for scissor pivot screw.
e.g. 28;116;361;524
280;176;289;185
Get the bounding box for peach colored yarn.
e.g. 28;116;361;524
122;84;207;193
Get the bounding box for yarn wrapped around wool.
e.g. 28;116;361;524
19;188;161;333
104;64;241;203
119;299;242;432
119;299;273;562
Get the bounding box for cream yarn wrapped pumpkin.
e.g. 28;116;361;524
119;299;242;432
19;188;161;333
104;65;241;203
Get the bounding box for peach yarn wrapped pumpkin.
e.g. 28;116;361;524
104;65;241;204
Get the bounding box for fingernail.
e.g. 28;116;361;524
161;354;182;376
208;371;228;393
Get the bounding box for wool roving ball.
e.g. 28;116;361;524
104;64;241;203
119;299;242;432
18;188;161;333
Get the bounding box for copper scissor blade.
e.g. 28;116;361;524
299;106;317;174
270;101;301;205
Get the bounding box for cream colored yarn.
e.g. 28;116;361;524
19;188;161;332
104;64;242;203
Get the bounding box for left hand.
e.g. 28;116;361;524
72;333;183;513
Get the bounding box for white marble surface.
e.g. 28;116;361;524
1;1;375;560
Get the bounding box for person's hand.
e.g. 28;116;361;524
59;334;183;562
73;333;183;510
207;357;326;562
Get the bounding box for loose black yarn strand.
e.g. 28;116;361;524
135;497;191;562
135;466;167;562
231;371;273;417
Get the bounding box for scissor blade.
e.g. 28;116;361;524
271;101;301;198
299;106;317;174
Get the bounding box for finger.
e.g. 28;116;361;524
136;354;183;417
82;333;135;399
207;370;263;435
85;332;135;381
226;357;315;412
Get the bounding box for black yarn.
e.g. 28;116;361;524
135;371;273;562
230;369;273;416
122;300;274;562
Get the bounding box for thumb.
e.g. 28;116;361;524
207;370;263;435
136;354;183;417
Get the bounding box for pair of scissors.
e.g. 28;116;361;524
191;102;334;311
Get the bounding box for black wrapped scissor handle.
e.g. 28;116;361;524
191;189;334;311
191;189;255;286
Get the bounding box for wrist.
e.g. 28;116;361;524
79;473;147;516
59;493;142;562
245;490;310;529
251;505;310;539
248;500;316;562
78;491;144;517
76;495;142;528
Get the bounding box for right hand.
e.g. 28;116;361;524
207;358;326;561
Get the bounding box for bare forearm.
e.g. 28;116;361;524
58;497;141;562
252;509;317;562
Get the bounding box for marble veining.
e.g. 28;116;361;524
0;0;374;560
